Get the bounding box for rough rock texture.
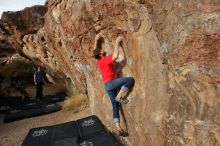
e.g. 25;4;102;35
1;6;47;37
0;20;20;64
0;6;49;65
1;0;220;146
0;38;16;64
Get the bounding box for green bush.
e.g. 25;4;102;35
0;59;36;81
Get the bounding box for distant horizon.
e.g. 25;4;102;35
0;0;46;18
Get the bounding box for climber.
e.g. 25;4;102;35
93;33;134;136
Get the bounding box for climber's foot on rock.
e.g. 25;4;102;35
117;129;129;137
115;97;129;104
112;129;129;137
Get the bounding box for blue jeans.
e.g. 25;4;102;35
105;77;134;123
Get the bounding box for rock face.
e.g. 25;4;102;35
1;6;46;36
0;38;16;64
1;0;220;146
0;6;47;62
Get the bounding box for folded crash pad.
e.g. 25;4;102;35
4;104;61;123
21;98;42;110
0;96;22;110
43;92;67;104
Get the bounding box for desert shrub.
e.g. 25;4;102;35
63;94;88;112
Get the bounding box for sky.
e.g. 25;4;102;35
0;0;46;17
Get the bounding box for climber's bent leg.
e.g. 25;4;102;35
109;77;134;101
105;79;131;137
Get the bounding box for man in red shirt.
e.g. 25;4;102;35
93;34;134;136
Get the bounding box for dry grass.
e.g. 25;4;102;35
63;94;88;112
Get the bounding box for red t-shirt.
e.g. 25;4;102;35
96;56;115;83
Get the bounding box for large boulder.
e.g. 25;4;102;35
1;0;220;145
44;0;220;145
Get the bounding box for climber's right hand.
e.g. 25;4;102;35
95;33;103;41
115;36;123;45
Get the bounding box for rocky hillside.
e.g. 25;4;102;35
0;0;220;145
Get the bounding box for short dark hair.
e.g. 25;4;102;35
93;37;105;60
93;48;101;59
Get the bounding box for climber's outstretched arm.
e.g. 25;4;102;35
112;36;123;62
94;33;103;50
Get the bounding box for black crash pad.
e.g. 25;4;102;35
51;121;80;142
43;92;67;104
80;133;121;146
76;115;106;140
0;96;22;109
22;126;53;146
22;98;42;110
4;104;61;123
52;137;79;146
0;105;11;113
22;115;121;146
22;121;80;146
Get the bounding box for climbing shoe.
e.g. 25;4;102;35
117;130;129;137
115;87;129;101
116;98;129;104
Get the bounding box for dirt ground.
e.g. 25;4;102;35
0;84;91;146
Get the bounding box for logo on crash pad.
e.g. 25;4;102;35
82;119;95;127
32;129;48;137
80;141;93;146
